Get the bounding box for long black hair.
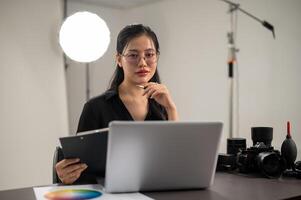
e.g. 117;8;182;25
109;24;161;90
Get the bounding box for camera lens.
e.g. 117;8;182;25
251;127;273;147
227;138;246;155
256;152;284;178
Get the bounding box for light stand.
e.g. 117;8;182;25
85;63;91;101
219;0;275;138
220;0;275;38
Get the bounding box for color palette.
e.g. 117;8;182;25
44;189;102;200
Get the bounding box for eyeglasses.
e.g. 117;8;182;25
122;51;159;65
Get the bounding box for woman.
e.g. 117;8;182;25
56;24;179;184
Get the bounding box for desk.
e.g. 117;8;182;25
1;172;300;200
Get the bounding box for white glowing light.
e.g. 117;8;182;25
59;11;110;63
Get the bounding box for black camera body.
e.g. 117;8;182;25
237;142;286;178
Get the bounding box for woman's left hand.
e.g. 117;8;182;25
142;82;178;120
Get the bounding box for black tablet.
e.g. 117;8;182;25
59;128;108;176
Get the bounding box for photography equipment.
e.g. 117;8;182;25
237;127;286;178
217;138;246;171
217;123;300;178
296;161;301;171
281;121;301;179
217;153;237;171
219;0;276;139
227;138;246;155
282;160;301;179
281;121;297;169
251;127;273;147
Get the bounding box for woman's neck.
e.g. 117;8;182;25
118;81;145;98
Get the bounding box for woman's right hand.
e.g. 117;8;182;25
55;158;88;184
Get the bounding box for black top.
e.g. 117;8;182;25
77;88;168;132
72;88;167;184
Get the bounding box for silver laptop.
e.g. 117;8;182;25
104;121;223;193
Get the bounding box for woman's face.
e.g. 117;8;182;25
117;35;158;86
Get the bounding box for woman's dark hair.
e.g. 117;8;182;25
109;24;161;90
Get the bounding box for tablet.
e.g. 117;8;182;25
59;128;108;176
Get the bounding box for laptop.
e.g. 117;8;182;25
104;121;223;193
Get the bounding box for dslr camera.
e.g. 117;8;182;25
219;127;286;178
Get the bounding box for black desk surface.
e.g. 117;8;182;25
1;172;300;200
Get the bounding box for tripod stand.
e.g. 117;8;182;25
219;0;275;138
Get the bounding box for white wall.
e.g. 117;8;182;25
0;0;68;190
67;0;301;159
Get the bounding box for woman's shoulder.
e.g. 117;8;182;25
85;89;118;106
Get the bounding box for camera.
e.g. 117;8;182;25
237;143;286;178
217;127;286;178
236;127;286;178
